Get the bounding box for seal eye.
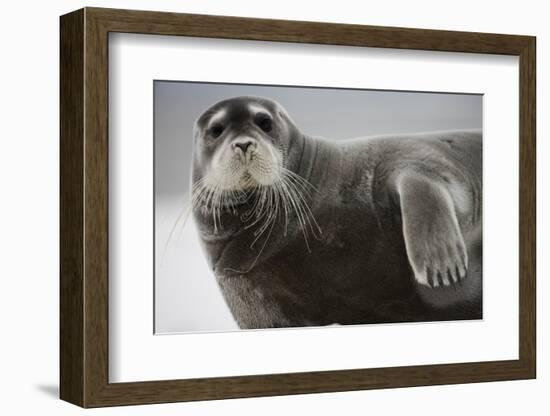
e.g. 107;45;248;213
210;124;225;138
256;115;273;133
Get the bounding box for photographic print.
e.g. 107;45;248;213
60;9;536;406
154;81;482;333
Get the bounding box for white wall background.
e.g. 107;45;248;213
0;0;545;414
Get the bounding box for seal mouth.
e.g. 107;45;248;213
236;150;257;166
192;166;322;247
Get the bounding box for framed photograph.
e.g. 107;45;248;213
60;7;536;407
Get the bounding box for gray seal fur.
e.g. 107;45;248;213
191;96;482;329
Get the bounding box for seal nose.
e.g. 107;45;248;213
232;139;255;154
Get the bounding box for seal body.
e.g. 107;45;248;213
191;96;482;329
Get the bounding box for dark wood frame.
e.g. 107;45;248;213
60;7;536;408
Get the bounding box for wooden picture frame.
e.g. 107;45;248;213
60;7;536;408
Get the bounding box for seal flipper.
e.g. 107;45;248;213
397;173;468;288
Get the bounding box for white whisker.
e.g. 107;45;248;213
160;193;192;266
190;163;323;272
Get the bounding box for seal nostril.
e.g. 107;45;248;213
233;140;254;154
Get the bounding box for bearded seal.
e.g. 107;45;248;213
190;96;482;329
